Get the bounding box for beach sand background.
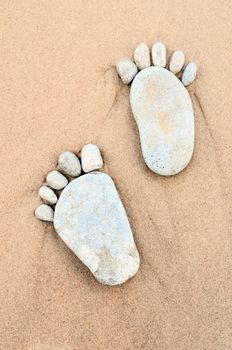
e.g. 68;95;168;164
0;1;232;349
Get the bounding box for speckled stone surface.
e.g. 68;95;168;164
54;172;140;285
130;66;194;176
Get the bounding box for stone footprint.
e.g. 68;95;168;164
116;42;197;176
35;144;140;286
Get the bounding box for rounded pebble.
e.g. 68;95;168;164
134;43;150;70
58;151;81;177
116;59;138;84
152;42;166;67
46;170;68;190
169;50;185;74
39;185;57;205
81;144;103;173
182;62;197;86
130;66;194;176
54;172;140;285
35;204;54;222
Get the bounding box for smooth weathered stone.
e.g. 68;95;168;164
46;170;68;190
54;172;140;285
182;62;197;86
152;42;166;67
35;204;54;222
169;50;185;74
38;185;57;205
130;66;194;176
116;59;138;84
58;151;81;177
81;144;103;173
134;43;150;70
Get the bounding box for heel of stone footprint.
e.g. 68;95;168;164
116;41;197;87
35;144;103;222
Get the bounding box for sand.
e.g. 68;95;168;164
0;1;232;349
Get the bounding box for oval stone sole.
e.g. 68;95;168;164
54;172;140;286
130;66;195;176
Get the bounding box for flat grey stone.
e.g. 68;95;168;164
35;204;54;222
130;66;194;176
46;170;68;190
58;151;81;177
38;185;57;205
81;144;103;173
54;172;140;286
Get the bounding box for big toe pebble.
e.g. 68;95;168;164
35;204;54;222
81;144;103;173
46;170;68;190
58;151;81;177
116;59;138;84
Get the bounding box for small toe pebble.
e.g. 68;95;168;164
58;151;81;177
38;185;57;205
169;50;185;74
152;42;166;67
182;62;197;86
35;204;54;222
134;43;150;70
116;59;138;84
46;170;68;190
81;144;103;173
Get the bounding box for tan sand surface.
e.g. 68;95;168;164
0;1;232;349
